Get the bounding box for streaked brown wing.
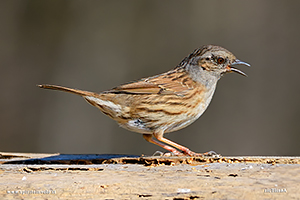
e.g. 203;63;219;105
111;81;162;94
111;69;196;96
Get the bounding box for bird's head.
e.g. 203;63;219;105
190;45;250;78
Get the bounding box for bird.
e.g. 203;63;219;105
38;45;250;157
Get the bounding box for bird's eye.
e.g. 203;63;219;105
217;57;225;64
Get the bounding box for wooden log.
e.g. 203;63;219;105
0;152;299;199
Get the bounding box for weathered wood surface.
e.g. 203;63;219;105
1;152;299;199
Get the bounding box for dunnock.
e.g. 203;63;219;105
39;45;250;156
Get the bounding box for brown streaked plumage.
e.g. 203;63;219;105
38;45;250;156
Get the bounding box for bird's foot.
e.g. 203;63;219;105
184;150;221;158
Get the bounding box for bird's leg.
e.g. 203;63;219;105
153;130;203;157
143;134;183;156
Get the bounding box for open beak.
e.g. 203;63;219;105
227;59;250;77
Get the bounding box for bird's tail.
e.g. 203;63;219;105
38;84;97;97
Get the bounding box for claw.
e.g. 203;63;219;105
203;151;222;158
152;151;164;156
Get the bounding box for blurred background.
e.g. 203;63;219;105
1;0;299;156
